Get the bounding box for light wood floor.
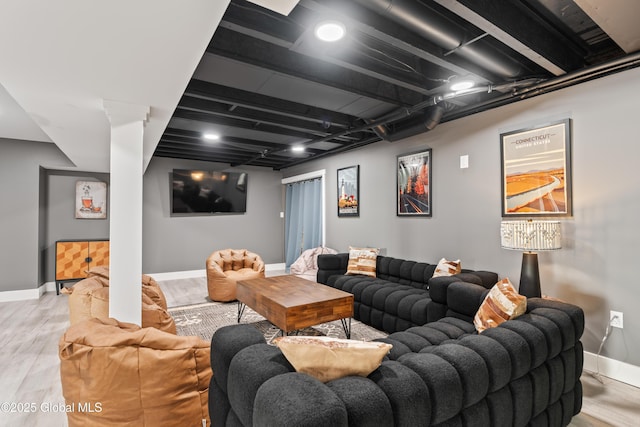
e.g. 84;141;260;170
1;275;638;426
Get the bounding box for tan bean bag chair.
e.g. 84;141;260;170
90;287;177;334
86;266;168;310
59;318;211;427
63;271;175;334
206;248;265;301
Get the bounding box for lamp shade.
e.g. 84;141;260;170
501;220;561;251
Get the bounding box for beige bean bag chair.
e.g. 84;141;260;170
62;268;175;334
59;318;211;426
206;248;265;301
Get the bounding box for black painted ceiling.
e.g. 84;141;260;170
154;0;640;170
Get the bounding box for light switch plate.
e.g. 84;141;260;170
460;155;469;169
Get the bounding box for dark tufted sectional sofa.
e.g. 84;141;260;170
209;272;585;426
317;253;499;333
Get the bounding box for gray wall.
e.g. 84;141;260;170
0;138;72;291
283;67;640;368
141;157;284;273
38;157;284;280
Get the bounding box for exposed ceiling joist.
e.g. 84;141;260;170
151;0;640;170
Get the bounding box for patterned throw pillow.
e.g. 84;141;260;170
432;257;462;277
474;278;527;333
274;336;392;383
346;247;379;277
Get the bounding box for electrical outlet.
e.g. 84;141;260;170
610;310;623;329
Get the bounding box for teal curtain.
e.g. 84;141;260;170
284;178;322;268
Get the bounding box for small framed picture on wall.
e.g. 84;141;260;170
337;165;359;217
75;181;107;219
397;149;432;217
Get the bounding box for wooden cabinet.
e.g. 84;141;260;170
55;239;109;294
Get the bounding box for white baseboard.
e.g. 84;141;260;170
583;351;640;388
0;286;44;302
0;263;287;301
266;262;286;272
43;281;57;293
146;269;206;281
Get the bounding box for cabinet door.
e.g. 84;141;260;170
88;240;110;270
56;241;90;281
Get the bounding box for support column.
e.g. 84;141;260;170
104;100;149;325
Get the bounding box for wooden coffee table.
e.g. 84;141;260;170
236;275;354;338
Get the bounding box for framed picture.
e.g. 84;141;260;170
75;181;107;219
500;119;572;217
337;165;359;217
397;149;432;217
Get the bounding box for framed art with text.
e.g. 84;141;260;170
397;149;432;217
500;119;572;217
337;165;359;217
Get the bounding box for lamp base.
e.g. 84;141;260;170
519;252;541;298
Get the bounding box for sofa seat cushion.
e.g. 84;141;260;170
381;317;475;357
331;275;433;325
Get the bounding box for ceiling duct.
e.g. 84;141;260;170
386;105;444;142
354;0;523;79
365;118;392;140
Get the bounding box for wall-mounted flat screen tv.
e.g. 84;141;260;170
171;169;247;215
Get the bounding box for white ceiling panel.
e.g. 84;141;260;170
575;0;640;53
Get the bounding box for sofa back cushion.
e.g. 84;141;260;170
376;256;435;289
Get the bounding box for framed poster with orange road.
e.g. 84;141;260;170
397;149;432;217
500;119;572;217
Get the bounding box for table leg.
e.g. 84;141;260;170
340;318;352;339
237;302;246;323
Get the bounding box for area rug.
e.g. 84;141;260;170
168;302;388;343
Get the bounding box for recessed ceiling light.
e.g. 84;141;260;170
314;21;346;42
450;80;475;91
203;133;220;141
292;145;305;152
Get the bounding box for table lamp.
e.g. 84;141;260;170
500;220;561;297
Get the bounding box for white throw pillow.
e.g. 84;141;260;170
432;257;462;277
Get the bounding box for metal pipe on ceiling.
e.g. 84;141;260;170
354;0;523;79
442;51;640;122
243;52;640;168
